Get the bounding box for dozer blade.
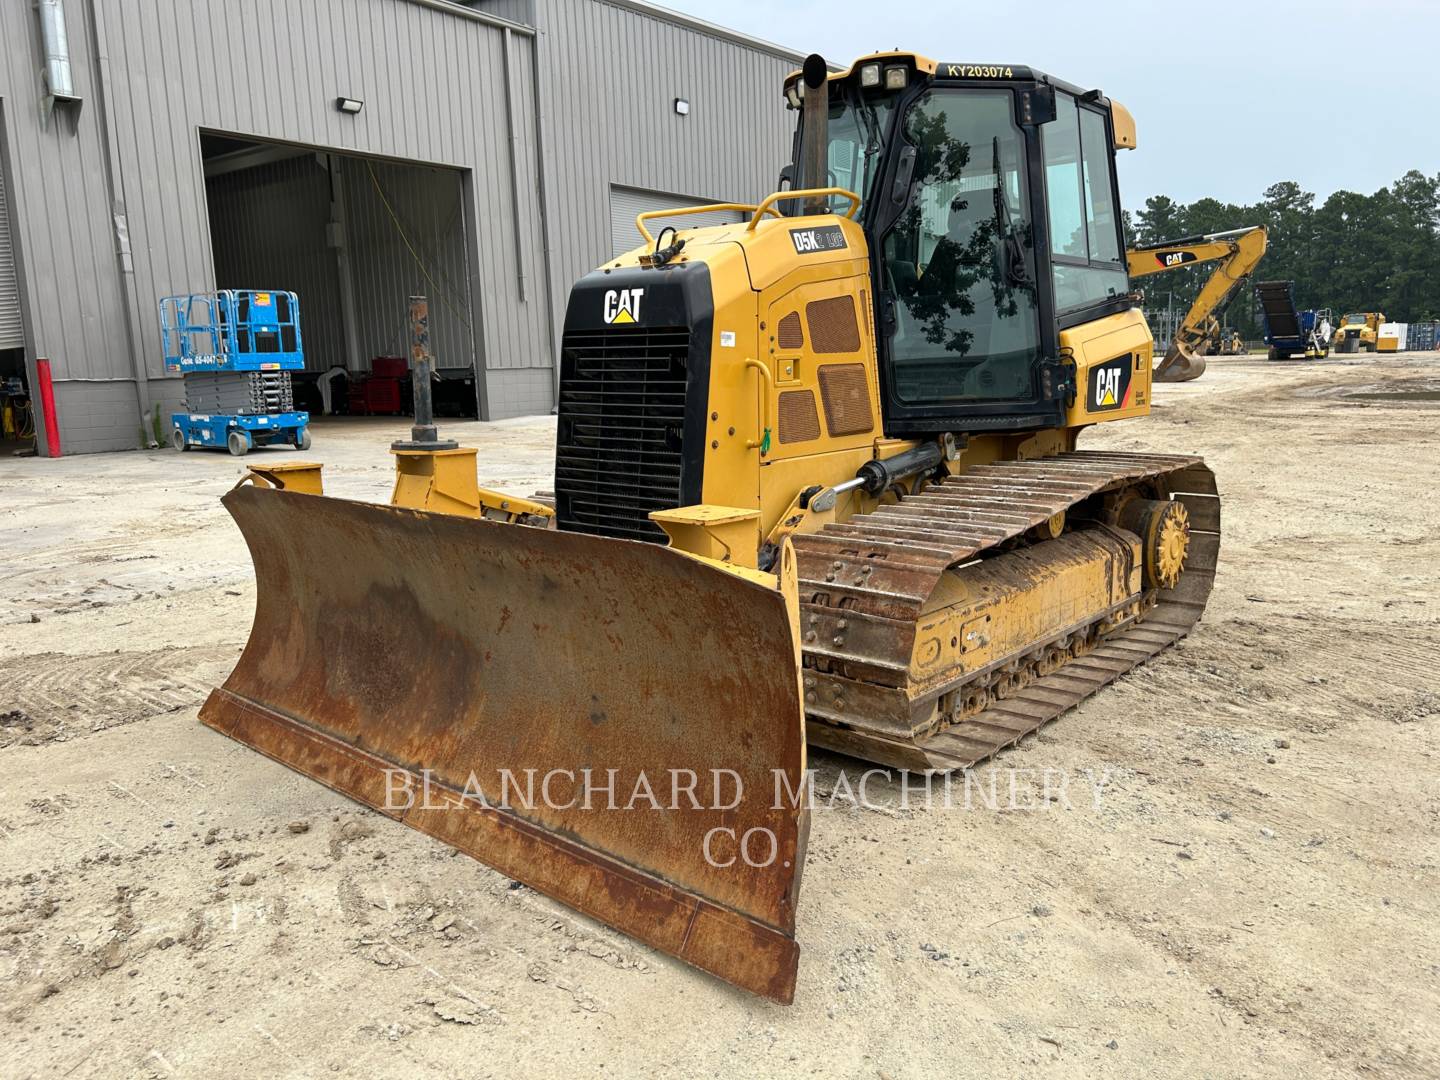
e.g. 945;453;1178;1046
200;484;808;1003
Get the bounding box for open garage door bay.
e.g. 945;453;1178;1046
203;138;478;415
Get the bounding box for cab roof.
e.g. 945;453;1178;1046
783;51;1136;150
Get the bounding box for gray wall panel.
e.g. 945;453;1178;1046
0;0;131;392
72;0;552;388
608;185;744;258
528;0;799;342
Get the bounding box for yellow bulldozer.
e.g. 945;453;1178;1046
201;53;1220;1004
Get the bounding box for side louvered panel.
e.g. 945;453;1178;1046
817;363;873;436
806;295;860;353
778;389;820;444
777;311;804;350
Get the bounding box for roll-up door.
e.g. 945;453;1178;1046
609;185;745;258
0;161;23;350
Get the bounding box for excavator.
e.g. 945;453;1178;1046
1124;226;1268;381
199;53;1221;1004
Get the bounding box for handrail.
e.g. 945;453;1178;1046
744;358;774;455
746;188;861;230
634;202;781;245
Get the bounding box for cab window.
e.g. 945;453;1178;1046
879;88;1040;404
1044;93;1127;312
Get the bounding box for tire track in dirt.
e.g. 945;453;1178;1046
0;646;239;748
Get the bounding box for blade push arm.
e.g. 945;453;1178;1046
1126;226;1268;381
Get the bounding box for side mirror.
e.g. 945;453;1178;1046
776;165;795;215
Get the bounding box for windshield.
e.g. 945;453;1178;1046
879;88;1040;403
797;88;897;215
1344;314;1366;324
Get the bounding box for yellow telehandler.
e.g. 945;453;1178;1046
201;53;1220;1003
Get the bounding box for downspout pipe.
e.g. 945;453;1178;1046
85;0;155;446
521;27;560;411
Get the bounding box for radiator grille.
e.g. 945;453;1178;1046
806;295;860;353
778;390;820;444
818;363;874;435
556;325;690;543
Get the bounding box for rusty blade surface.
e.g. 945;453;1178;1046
200;485;807;1003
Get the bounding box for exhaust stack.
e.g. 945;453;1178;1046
799;54;829;214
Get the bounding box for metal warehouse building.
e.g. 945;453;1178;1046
0;0;801;455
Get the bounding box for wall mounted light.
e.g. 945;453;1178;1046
673;98;690;117
335;97;364;115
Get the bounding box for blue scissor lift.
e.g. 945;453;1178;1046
160;289;311;455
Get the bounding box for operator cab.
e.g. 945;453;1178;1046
783;55;1135;435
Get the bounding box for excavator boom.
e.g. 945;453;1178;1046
1127;225;1268;381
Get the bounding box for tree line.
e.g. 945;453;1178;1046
1123;170;1440;339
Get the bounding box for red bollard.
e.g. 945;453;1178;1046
35;358;61;457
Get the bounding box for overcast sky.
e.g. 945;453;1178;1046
658;0;1440;209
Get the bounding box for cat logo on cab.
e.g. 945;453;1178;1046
603;288;644;324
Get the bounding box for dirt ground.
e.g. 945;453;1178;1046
1;354;1437;1079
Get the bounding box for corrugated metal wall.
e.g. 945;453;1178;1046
96;0;545;383
0;0;548;447
0;2;130;392
608;186;744;258
0;0;802;450
531;0;799;338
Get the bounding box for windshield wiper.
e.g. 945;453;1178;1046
992;137;1032;290
855;93;885;199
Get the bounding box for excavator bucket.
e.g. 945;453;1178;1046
1154;341;1207;383
200;483;808;1002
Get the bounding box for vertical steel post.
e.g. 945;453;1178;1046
392;295;456;451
